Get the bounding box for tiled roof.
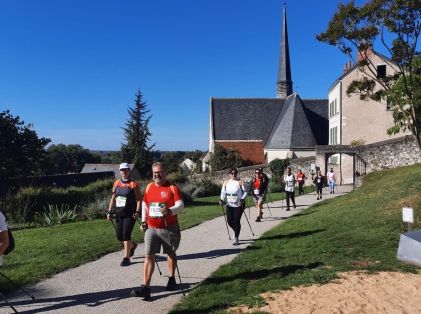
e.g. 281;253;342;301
211;94;328;150
81;163;137;179
211;98;285;141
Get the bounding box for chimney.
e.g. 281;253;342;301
357;46;374;63
343;60;354;73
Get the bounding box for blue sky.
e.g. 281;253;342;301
1;0;363;151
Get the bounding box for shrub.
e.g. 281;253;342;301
81;191;110;220
268;158;290;178
167;172;188;184
2;191;34;224
179;182;198;199
268;179;284;193
192;179;221;198
3;179;114;222
35;204;79;226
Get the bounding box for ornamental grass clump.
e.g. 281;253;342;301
35;204;79;226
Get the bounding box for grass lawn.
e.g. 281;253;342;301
170;164;421;314
0;190;292;293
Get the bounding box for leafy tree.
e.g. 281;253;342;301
268;158;290;178
0;110;50;177
185;150;204;162
45;144;101;174
209;144;246;171
121;90;154;178
317;0;421;150
195;159;203;174
161;151;185;174
95;151;122;164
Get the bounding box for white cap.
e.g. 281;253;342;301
119;163;131;170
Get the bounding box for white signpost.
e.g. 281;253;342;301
397;207;421;267
402;207;414;231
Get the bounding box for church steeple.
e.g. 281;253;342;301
276;1;293;98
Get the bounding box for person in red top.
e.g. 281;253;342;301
107;163;142;267
249;168;269;222
296;169;306;195
131;162;184;300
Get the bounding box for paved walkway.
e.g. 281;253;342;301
1;185;353;314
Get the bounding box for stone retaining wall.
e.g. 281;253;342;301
192;136;421;186
191;157;317;186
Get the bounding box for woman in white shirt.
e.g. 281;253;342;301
219;168;248;245
327;168;336;194
283;166;296;211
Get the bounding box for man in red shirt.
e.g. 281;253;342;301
296;169;306;195
131;162;184;300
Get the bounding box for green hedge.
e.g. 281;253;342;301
4;179;114;222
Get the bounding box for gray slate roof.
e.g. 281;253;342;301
211;94;328;149
211;98;285;141
81;163;140;180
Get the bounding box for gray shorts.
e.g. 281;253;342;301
144;223;181;256
253;194;266;204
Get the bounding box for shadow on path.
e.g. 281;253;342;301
1;283;195;314
257;229;325;241
176;248;246;261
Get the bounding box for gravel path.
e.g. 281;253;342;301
1;185;353;314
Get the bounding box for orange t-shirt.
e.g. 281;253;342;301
113;179;139;190
254;178;262;190
296;173;305;182
143;182;182;228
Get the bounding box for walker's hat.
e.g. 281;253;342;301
119;163;131;170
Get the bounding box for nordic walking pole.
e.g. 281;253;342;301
107;215;124;249
245;196;251;219
0;272;35;300
219;202;231;240
241;203;255;236
0;291;18;313
265;200;273;217
135;218;162;275
162;216;185;296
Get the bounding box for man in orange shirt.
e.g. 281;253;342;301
296;169;306;195
131;162;184;301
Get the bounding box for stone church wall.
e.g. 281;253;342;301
193;136;421;188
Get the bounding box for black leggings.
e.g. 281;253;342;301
285;191;296;208
115;216;135;241
226;205;244;238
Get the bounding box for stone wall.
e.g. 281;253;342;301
359;136;421;172
316;135;421;178
192;136;421;187
190;156;317;186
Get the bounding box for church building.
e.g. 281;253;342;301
208;2;328;164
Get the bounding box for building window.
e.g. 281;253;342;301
330;126;338;145
329;99;339;117
377;65;386;79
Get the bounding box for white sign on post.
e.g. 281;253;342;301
310;163;316;171
402;207;414;223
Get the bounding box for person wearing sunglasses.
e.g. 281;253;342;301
249;169;269;222
219;168;248;245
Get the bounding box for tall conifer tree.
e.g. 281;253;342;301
121;90;154;177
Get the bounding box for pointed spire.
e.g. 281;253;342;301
276;1;293;98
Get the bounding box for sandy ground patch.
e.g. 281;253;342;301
230;271;421;314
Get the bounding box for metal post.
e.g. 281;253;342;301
162;218;185;296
